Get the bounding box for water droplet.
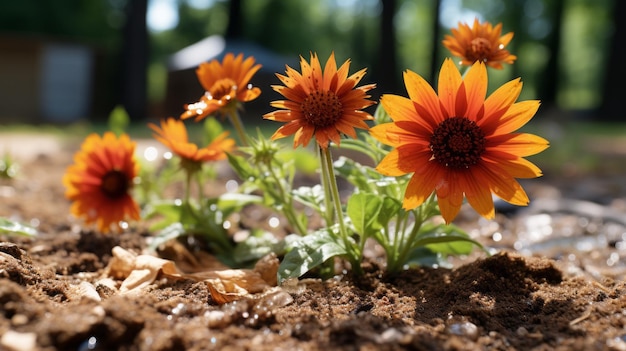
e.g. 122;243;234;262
29;218;40;228
268;216;280;228
143;146;158;162
172;302;186;315
225;179;238;192
77;336;98;351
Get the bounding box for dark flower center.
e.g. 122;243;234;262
209;78;237;100
430;117;486;169
100;170;130;199
468;37;493;62
301;90;343;128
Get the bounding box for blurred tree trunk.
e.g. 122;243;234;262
120;0;147;121
226;0;242;39
537;0;565;109
377;0;399;94
600;0;626;121
429;0;441;83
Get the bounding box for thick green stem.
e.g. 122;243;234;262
319;146;363;275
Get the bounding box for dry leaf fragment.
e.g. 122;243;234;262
188;254;280;305
106;246;182;294
190;269;269;304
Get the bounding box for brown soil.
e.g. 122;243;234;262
2;133;626;351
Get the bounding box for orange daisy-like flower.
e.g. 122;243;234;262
181;53;262;121
442;18;516;69
371;59;548;223
148;118;235;164
264;52;376;149
63;132;140;233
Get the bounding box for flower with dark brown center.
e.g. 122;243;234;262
371;59;548;223
301;91;343;129
430;117;486;169
442;18;516;69
63;132;140;233
264;52;376;149
181;53;261;121
100;170;130;199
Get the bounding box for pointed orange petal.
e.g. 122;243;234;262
271;120;302;140
295;124;315;148
403;70;444;127
376;145;432;176
476;163;529;206
500;32;514;46
462;171;495;219
493;100;540;134
380;94;420;122
483;153;543;178
402;163;444;210
482;78;522;125
488;133;550;157
322;52;338;90
463;61;488;120
437;59;462;118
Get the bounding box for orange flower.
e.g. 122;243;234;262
442;18;516;69
371;59;548;223
148;118;235;164
181;53;262;121
63;132;140;233
264;52;376;149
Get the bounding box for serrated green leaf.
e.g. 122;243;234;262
278;229;347;282
226;152;256;180
0;218;37;237
346;192;382;237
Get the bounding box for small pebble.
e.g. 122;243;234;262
446;321;479;341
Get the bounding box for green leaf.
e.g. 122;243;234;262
377;196;402;228
373;103;392;124
217;193;263;217
148;222;187;250
346;192;382;237
0;218;37;237
292;185;325;212
226;152;256;180
233;232;300;264
203;117;224;143
107;105;130;135
277;149;319;174
412;228;484;256
278;229;347;282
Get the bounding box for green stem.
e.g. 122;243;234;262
184;168;193;205
318;146;334;225
227;110;249;146
389;193;438;272
319;146;363;275
265;160;308;236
